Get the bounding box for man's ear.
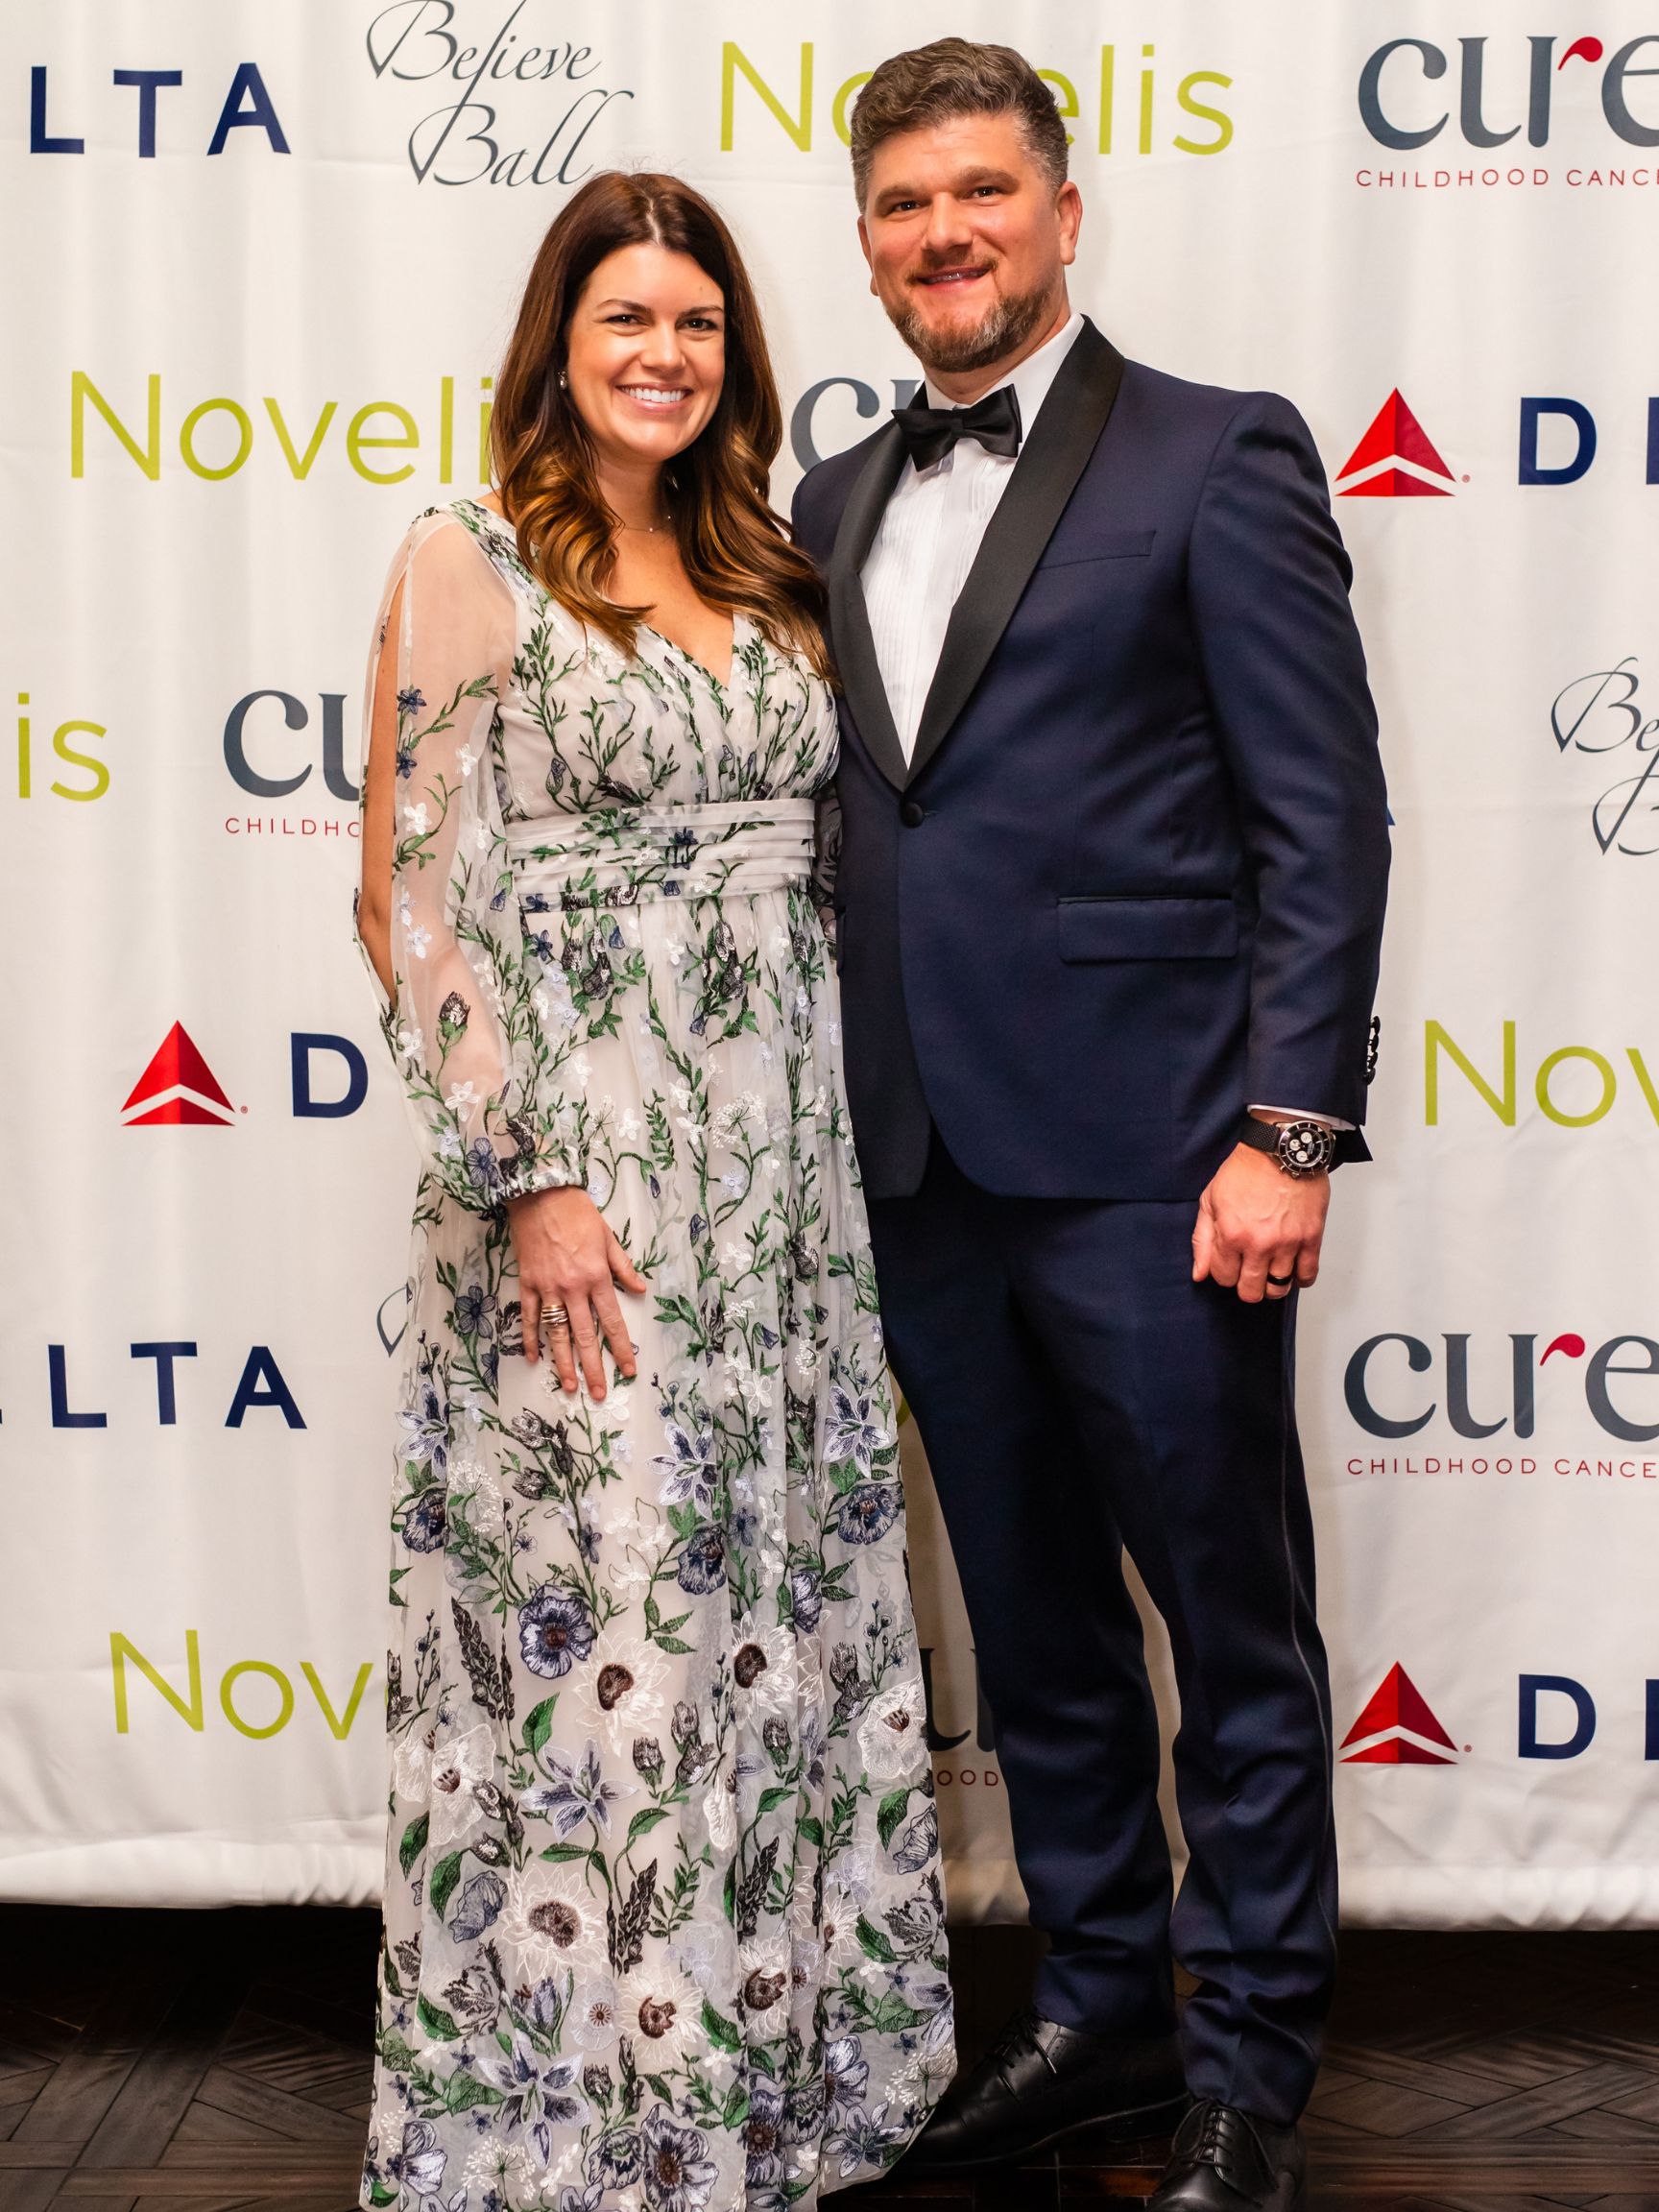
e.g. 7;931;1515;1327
1057;180;1083;269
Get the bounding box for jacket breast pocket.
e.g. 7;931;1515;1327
1057;895;1239;963
1037;527;1157;573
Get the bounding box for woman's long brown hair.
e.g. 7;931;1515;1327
491;171;830;680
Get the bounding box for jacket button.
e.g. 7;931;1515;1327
900;800;926;828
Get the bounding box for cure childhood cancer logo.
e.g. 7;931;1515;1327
1355;33;1659;190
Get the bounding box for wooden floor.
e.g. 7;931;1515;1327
3;1908;1659;2210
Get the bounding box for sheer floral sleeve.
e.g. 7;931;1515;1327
359;511;585;1212
811;782;842;952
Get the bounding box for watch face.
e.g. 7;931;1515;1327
1279;1120;1334;1175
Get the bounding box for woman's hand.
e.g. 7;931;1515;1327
508;1186;647;1400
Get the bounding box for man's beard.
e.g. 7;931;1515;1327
890;274;1051;377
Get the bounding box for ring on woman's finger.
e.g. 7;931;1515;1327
541;1304;570;1334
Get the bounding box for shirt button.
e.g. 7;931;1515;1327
900;800;926;829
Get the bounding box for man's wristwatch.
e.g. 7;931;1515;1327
1236;1114;1336;1178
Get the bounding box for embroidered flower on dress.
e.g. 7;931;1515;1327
569;1627;670;1753
823;1382;893;1475
675;1524;727;1595
619;1960;705;2073
835;1481;902;1547
858;1679;926;1779
496;1861;607;1980
517;1584;597;1677
637;2105;719;2212
522;1739;631;1837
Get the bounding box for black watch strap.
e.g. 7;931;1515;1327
1236;1114;1336;1177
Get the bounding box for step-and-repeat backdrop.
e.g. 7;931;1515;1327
6;1;1659;1925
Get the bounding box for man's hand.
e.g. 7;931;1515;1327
1191;1137;1330;1303
507;1185;646;1399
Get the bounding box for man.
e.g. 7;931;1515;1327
791;39;1390;2212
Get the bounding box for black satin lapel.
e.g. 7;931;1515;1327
828;423;910;793
905;325;1127;786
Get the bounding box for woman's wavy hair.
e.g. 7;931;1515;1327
492;170;830;679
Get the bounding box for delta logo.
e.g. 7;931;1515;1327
120;1022;370;1124
121;1022;237;1126
1334;392;1459;498
1340;1663;1460;1765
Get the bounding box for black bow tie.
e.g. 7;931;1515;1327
891;383;1023;470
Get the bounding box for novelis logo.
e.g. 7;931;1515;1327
720;40;1234;165
1426;1021;1659;1134
1335;391;1459;498
1341;1664;1459;1765
71;370;495;488
121;1025;370;1124
109;1629;373;1741
9;690;112;804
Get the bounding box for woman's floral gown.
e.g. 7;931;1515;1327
354;499;952;2212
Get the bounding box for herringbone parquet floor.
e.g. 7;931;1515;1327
2;1906;1657;2211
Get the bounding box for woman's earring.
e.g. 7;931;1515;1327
557;369;568;391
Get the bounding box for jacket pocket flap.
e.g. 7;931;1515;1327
1057;895;1239;962
1038;528;1157;571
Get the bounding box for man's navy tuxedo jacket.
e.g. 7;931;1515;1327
791;320;1391;1202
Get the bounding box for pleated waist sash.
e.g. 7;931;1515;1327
506;798;815;905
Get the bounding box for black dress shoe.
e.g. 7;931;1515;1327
905;2006;1187;2171
1148;2100;1307;2211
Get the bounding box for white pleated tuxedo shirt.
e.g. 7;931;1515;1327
861;312;1085;764
856;310;1343;1131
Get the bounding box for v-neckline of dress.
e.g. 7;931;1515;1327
637;619;737;694
461;496;744;693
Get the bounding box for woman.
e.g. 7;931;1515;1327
354;172;952;2211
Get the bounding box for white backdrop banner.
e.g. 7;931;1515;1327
6;0;1659;1925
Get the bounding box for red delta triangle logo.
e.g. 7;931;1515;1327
1335;391;1457;499
1340;1664;1458;1766
121;1022;236;1126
